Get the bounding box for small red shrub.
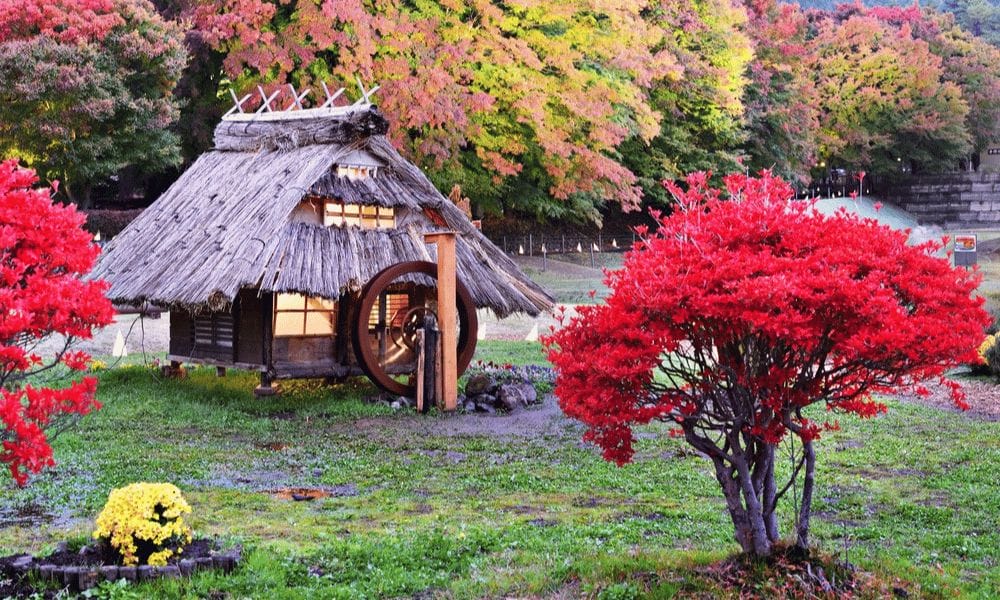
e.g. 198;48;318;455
0;160;114;485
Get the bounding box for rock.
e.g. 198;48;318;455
475;393;496;406
78;568;99;590
161;565;181;579
38;564;54;582
178;559;194;576
10;555;32;571
397;396;413;408
465;373;494;396
195;557;213;571
390;400;402;410
498;383;537;408
221;552;239;572
476;403;496;415
463;400;476;412
62;566;78;587
100;565;120;582
54;541;68;554
119;566;137;582
137;565;153;581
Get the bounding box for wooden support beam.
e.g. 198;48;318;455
415;329;425;413
424;232;458;411
256;291;276;397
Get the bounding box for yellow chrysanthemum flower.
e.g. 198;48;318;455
980;334;997;366
93;482;193;566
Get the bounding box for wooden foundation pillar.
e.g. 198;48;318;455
256;291;276;397
254;371;277;397
424;232;458;411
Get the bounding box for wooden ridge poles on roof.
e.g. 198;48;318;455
223;80;380;119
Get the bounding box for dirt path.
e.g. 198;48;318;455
893;379;1000;421
332;393;583;442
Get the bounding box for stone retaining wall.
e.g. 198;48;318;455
884;172;1000;227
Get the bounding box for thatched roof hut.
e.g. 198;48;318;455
93;102;552;392
94;105;550;317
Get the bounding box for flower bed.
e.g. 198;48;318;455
0;540;240;594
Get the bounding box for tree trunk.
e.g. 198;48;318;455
65;182;92;209
710;440;777;558
795;439;816;550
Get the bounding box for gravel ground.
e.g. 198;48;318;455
894;379;1000;421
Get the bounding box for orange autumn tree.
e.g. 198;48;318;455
184;0;681;220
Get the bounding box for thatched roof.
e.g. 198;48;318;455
92;105;552;317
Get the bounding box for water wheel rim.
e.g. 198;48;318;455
352;261;478;396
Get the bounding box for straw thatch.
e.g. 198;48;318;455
92;106;552;317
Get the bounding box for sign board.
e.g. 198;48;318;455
954;234;977;267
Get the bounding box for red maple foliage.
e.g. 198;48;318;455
544;172;990;557
0;160;114;486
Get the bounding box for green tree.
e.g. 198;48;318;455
940;0;1000;46
810;12;971;174
621;0;753;206
740;0;821;183
0;0;187;207
867;4;1000;157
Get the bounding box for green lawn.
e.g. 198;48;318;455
1;343;998;598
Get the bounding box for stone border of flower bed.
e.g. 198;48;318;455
5;549;241;592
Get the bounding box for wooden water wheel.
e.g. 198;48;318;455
352;261;478;396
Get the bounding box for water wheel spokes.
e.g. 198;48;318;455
352;261;478;397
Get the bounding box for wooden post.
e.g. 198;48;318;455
422;314;438;412
255;292;276;397
415;329;425;412
377;293;387;366
424;232;458;411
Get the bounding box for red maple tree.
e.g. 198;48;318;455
0;160;114;486
544;172;990;558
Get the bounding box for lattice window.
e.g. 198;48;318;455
368;293;410;329
274;294;336;337
192;313;234;350
336;165;379;180
323;201;395;229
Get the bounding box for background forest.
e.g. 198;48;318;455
0;0;998;223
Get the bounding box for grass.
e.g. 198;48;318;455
514;254;624;304
1;343;998;598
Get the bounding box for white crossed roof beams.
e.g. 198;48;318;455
222;79;381;121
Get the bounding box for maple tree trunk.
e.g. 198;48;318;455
710;437;818;558
706;443;780;558
701;435;824;559
795;440;816;550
